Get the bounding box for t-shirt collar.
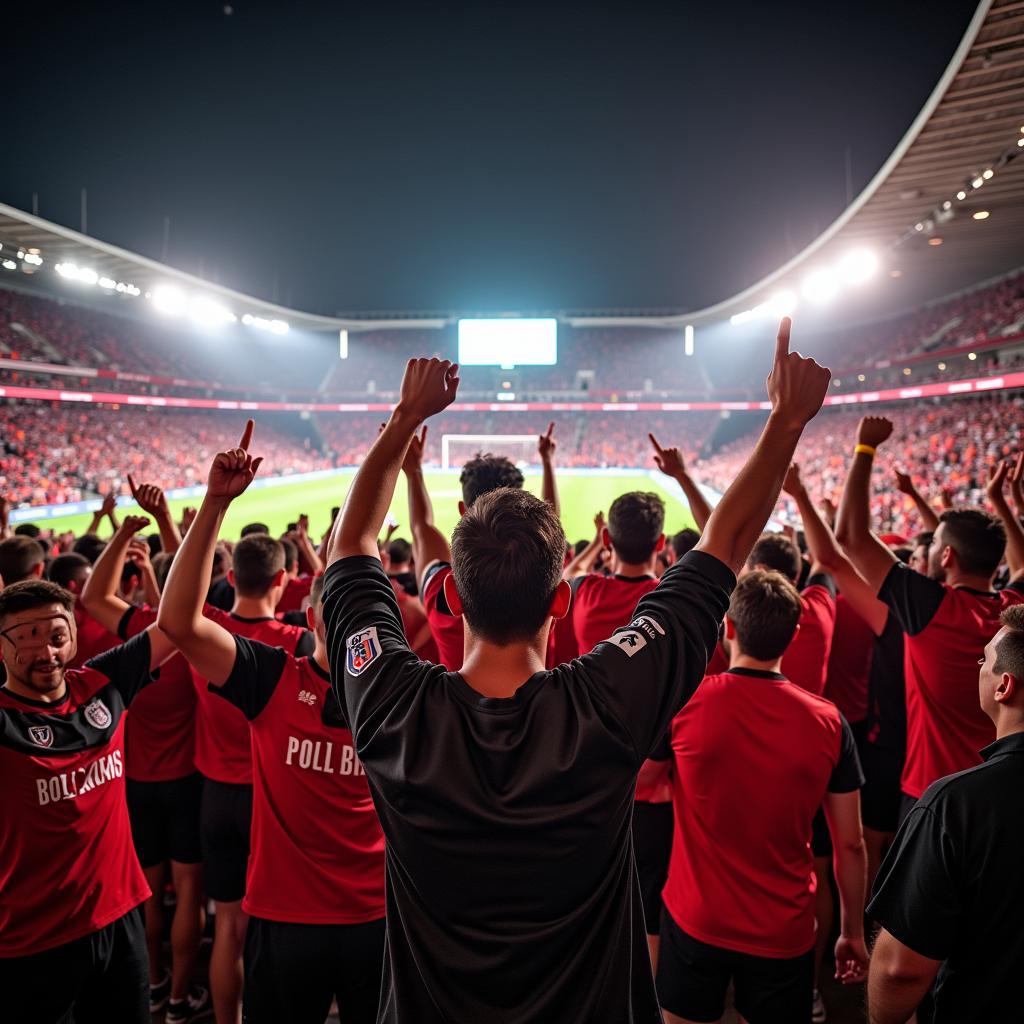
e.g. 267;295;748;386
727;666;787;681
980;730;1024;761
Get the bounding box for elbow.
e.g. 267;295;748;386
156;607;190;644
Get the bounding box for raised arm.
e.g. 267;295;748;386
649;433;712;532
330;358;460;565
103;491;120;533
81;514;152;633
538;422;561;517
695;318;831;574
402;423;454;592
783;463;888;634
128;475;182;554
986;459;1024;580
158;421;262;685
834;417;899;593
0;496;10;541
893;470;940;533
287;522;323;577
563;511;605;580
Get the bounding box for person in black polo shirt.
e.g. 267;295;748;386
320;323;831;1023
866;603;1024;1024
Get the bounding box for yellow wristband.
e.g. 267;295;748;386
854;444;877;457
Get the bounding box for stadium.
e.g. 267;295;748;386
2;2;1023;1023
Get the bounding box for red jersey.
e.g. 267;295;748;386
69;603;121;670
391;579;440;662
824;594;873;725
192;608;312;785
119;605;197;782
421;564;465;670
571;573;660;656
662;669;862;958
781;575;837;695
214;637;385;923
879;564;1024;798
277;574;314;615
0;634;154;956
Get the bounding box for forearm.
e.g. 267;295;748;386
908;487;940;533
792;486;842;568
564;536;601;579
82;528;135;610
296;532;323;575
154;507;182;555
158;496;226;636
139;564;161;608
991;493;1024;575
696;414;804;573
832;840;867;940
674;472;712;533
331;408;420;563
541;455;560;517
107;509;120;532
86;511;104;536
406;466;435;531
836;452;876;549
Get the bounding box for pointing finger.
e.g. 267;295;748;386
775;316;792;361
239;419;255;451
545;422;555;438
648;433;664;454
127;474;138;497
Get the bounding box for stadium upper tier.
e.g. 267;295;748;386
2;269;1023;405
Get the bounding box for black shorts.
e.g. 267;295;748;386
859;743;904;833
810;806;831;859
126;772;204;868
0;908;148;1024
201;778;253;903
243;916;386;1024
632;800;673;935
656;908;814;1024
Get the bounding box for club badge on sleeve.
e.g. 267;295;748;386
347;626;382;676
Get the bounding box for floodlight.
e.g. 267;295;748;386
767;290;797;317
956;190;967;200
152;285;186;315
730;310;754;326
982;169;993;180
801;269;839;305
972;176;984;189
972;210;990;220
190;297;235;326
77;268;98;285
838;249;877;285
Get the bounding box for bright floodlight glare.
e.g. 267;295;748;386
1;260;16;271
684;324;694;356
1018;138;1024;148
801;268;839;305
269;319;289;335
78;268;98;285
767;289;797;317
839;248;878;285
730;309;754;326
972;176;984;188
972;210;990;220
99;277;117;289
982;169;994;180
956;190;967;200
189;297;235;326
339;329;349;359
56;262;79;278
152;285;185;315
968;352;977;360
937;362;946;371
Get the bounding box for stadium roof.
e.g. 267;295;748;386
0;202;350;334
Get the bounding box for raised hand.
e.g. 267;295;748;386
538;422;557;461
396;358;460;423
207;420;263;501
649;433;687;478
986;459;1010;505
1010;452;1024;511
298;513;310;534
856;415;893;449
765;317;831;429
402;425;429;475
594;510;606;535
127;475;169;517
100;491;118;518
782;462;805;497
180;506;198;532
893;469;916;495
126;537;153;571
120;514;151;537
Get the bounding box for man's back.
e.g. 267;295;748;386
571;572;659;656
780;574;836;695
324;550;733;1022
664;669;858;959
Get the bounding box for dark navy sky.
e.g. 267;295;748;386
3;0;980;315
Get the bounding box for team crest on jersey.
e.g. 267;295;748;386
347;627;381;676
83;699;112;729
28;725;53;748
603;615;665;658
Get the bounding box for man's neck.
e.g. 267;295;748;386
729;652;785;674
2;676;67;704
459;630;549;698
231;595;277;619
945;570;996;592
612;556;656;579
312;644;329;673
994;715;1024;742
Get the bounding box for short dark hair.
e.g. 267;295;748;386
451;488;566;644
938;509;1006;577
241;522;270;538
14;523;41;538
573;538;590;557
231;534;285;597
47;553;91;590
0;536;45;584
913;531;934;550
0;578;75;627
459;454;525;508
728;570;802;661
607;492;665;564
748;533;801;582
671;528;700;559
995;605;1024;678
152;552;174;592
893;547;913;565
73;534;107;565
310;574;325;608
279;537;298;572
387;538;413;566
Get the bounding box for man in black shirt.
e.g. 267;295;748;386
321;322;831;1023
867;604;1024;1024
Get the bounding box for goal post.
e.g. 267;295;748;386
441;434;539;471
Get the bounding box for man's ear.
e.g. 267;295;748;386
305;604;316;632
457;500;467;518
32;562;44;579
995;672;1017;705
442;571;464;617
941;545;955;571
724;616;736;640
272;568;287;591
548;579;571;620
227;568;236;588
655;533;666;553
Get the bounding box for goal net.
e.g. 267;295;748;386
441;434;538;471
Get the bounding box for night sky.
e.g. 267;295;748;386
3;1;981;316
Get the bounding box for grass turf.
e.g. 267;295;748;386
27;471;698;544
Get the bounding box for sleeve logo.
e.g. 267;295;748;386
602;615;666;658
28;725;53;748
347;627;382;676
83;699;112;729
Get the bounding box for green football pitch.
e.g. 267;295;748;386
29;471;700;544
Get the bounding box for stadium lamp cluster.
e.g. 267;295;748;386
729;248;878;326
55;261;142;296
